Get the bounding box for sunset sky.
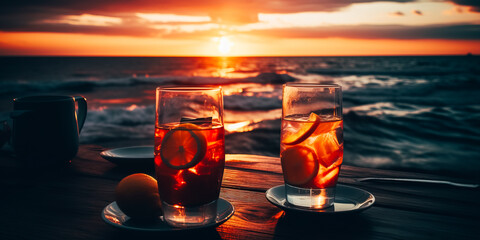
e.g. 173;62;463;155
1;0;479;56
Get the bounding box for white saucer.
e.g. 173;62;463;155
265;184;375;215
101;198;235;231
100;146;154;167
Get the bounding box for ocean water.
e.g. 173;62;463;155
1;56;479;179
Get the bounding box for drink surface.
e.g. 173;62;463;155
154;122;225;206
281;115;343;189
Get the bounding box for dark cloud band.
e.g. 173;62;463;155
449;0;480;12
248;24;480;40
1;0;479;41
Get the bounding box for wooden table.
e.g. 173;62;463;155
1;145;479;239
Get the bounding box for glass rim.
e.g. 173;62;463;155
283;83;341;88
156;86;222;92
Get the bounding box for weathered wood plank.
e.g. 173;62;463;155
3;146;479;220
223;154;480;219
1;145;479;240
1;173;478;240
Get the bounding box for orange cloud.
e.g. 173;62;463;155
413;10;423;15
1;1;480;56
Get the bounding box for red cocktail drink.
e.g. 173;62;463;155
155;123;225;207
155;86;224;227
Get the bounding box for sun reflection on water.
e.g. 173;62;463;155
224;120;255;133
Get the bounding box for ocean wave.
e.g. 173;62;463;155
80;105;155;143
306;56;480;76
225;95;281;110
2;56;479;178
81;103;283;143
343;104;480;177
344;102;433;117
307;68;463;76
0;78;136;95
0;72;296;95
225;119;281;157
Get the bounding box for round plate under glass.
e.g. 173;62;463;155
101;198;234;231
100;146;154;167
265;184;375;215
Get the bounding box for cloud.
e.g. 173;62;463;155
42;14;123;26
413;10;423;15
0;0;418;31
2;1;419;15
392;11;405;16
143;21;480;41
455;7;465;13
243;23;480;40
0;12;157;37
2;1;480;30
1;0;479;40
136;14;211;23
448;0;480;12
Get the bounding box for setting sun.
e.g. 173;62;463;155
214;36;234;55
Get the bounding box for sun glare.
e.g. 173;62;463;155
215;36;234;55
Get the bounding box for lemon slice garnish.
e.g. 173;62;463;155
160;123;207;170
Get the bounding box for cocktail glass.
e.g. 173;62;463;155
155;86;225;227
281;83;343;209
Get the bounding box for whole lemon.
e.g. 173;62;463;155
115;173;162;220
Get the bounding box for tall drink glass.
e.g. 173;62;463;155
281;83;343;209
155;86;225;227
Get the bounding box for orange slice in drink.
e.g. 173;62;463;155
319;147;343;168
314;131;343;168
160;123;207;170
281;146;319;186
283;112;321;145
313;166;340;188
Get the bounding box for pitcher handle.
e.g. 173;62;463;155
74;96;87;133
